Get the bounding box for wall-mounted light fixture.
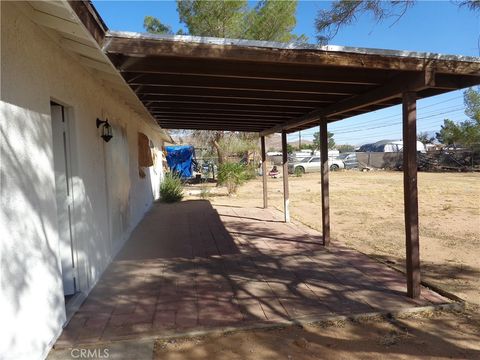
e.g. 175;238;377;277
96;118;113;142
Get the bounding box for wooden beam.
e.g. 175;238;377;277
133;85;343;104
260;71;435;136
162;124;262;131
119;60;388;85
152;106;301;117
126;74;370;95
281;132;290;223
144;101;314;111
151;111;294;119
320;121;330;246
402;92;421;299
104;35;480;74
157;119;271;126
261;136;268;209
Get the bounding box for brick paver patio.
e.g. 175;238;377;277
56;200;448;346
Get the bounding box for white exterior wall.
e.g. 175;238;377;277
0;3;164;360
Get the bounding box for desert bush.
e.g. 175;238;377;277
244;163;258;180
294;167;303;177
217;162;248;195
160;173;184;203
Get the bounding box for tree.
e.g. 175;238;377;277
436;119;465;147
175;0;306;41
417;131;435;145
313;131;336;150
244;1;308;43
143;16;173;35
315;0;480;44
436;87;480;148
464;87;480;123
337;144;355;153
176;0;247;38
145;1;306;164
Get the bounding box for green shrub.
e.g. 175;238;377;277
159;173;184;203
294;167;303;177
244;163;257;180
217;162;248;195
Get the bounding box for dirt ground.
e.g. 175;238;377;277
179;171;480;359
154;308;480;360
187;171;480;305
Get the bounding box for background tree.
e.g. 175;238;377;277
176;0;247;38
144;0;306;164
337;144;355;153
315;0;480;44
313;131;336;150
244;0;308;42
417;131;435;145
464;87;480;123
143;16;174;35
436;87;480;149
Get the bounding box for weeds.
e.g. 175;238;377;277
160;173;184;203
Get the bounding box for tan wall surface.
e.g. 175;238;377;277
0;3;165;359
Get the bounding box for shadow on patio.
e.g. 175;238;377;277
55;200;449;346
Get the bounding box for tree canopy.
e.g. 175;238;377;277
315;0;480;44
143;16;173;35
313;131;336;150
436;87;480;149
145;0;306;42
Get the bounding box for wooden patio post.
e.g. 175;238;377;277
320;120;330;246
402;91;421;298
261;136;268;209
281;131;290;222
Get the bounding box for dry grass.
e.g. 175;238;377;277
202;171;480;305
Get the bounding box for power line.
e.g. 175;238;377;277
333;109;465;135
335;117;466;142
296;94;465;135
330;104;464;132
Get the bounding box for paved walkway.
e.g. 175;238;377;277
56;200;448;346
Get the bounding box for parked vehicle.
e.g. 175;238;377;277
358;140;426;153
288;156;345;174
337;153;359;169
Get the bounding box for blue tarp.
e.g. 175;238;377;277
165;145;196;179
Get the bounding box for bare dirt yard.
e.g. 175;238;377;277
191;171;480;305
154;309;480;360
176;171;480;359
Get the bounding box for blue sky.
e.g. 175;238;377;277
93;1;479;145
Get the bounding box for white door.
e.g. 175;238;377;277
51;103;76;295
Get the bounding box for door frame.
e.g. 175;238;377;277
50;100;81;297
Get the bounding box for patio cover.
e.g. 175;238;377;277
98;32;480;134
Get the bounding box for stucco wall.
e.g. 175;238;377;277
0;3;164;359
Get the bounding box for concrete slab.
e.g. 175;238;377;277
53;200;450;349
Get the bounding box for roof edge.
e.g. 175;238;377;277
106;30;480;64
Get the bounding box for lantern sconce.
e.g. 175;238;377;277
96;118;113;142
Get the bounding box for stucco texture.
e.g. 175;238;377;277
0;3;164;359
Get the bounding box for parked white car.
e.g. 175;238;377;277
288;156;345;174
